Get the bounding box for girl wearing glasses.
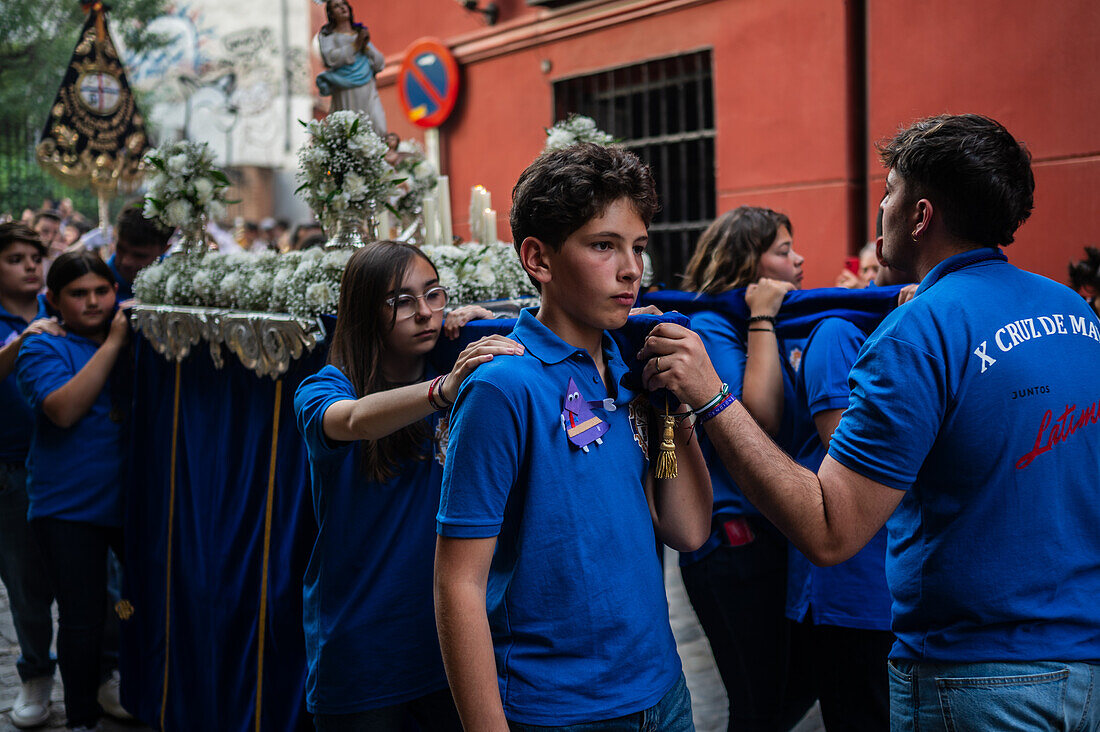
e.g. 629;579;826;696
294;241;521;731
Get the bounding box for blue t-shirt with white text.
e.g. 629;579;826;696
830;248;1100;662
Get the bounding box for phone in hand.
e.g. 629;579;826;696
845;256;859;275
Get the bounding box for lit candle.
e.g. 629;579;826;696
469;185;486;244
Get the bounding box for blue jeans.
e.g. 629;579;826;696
507;673;694;731
313;687;462;731
0;462;56;682
888;659;1100;731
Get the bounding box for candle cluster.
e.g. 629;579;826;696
468;185;498;246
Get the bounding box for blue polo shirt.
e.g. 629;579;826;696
1;297;49;463
830;248;1100;662
106;254;133;302
437;309;681;726
787;317;890;631
682;310;813;564
294;365;450;714
16;332;125;526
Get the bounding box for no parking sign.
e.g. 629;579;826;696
397;38;460;128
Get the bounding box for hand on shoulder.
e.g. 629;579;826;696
23;317;65;339
441;335;524;404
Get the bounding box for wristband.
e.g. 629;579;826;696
693;383;730;415
436;373;454;406
747;315;777;325
698;393;736;424
427;375;447;410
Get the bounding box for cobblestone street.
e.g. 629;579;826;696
0;554;818;731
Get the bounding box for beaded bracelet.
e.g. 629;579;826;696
693;383;730;416
698;393;736;424
747;315;777;325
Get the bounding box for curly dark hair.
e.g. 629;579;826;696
878;114;1034;247
510;143;659;264
1069;246;1100;294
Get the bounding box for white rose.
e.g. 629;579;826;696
544;128;574;152
194;178;215;204
167;154;188;174
344;172;367;198
165;199;193;227
475;261;497;286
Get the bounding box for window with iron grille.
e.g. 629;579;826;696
553;49;716;285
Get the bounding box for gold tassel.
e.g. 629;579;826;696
654;405;677;479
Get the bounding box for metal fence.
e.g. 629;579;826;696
0;123;100;216
553;49;717;285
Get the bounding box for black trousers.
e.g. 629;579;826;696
803;622;893;732
680;517;814;732
32;517;124;729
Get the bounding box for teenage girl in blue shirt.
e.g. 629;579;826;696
15;250;130;732
679;206;814;731
293;241;520;731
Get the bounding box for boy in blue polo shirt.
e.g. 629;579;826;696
0;223;62;727
435;144;712;730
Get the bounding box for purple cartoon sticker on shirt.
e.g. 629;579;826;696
560;377;611;453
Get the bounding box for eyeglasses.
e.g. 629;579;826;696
386;286;448;320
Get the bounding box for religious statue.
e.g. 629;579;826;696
316;0;387;136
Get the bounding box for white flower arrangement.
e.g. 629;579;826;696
133;242;534;317
543;114;615;152
142;141;232;230
390;139;439;220
420;242;537;307
296;110;396;224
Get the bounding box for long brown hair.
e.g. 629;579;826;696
328;241;438;482
320;0;363;35
681;206;792;294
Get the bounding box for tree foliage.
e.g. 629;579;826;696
0;0;170;133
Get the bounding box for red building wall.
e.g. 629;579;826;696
321;0;1099;288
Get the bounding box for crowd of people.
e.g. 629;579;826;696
1;113;1099;732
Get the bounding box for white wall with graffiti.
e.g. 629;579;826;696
125;0;315;217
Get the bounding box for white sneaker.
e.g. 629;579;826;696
10;675;52;728
96;669;133;721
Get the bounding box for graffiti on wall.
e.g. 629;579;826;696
125;3;311;166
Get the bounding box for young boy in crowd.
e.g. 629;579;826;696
0;223;62;727
106;203;173;301
434;144;713;730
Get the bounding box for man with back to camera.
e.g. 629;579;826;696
639;114;1100;730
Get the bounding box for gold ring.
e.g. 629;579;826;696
655;356;662;373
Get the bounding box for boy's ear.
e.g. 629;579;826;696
519;236;554;286
45;290;58;312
